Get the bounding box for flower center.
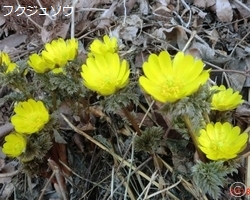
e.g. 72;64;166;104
161;78;183;98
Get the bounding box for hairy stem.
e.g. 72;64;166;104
183;114;206;162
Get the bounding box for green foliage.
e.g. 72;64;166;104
134;126;163;152
101;82;140;113
21;132;52;162
0;91;26;105
48;73;82;95
160;84;210;139
192;160;238;199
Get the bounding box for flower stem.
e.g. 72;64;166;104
203;112;210;124
122;107;141;135
183;114;206;162
12;82;32;98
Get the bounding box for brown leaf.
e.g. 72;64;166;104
152;26;188;50
216;0;233;22
73;134;85;153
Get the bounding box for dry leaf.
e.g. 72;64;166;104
189;41;215;61
206;0;216;7
97;2;118;29
194;0;216;8
233;0;250;18
0;13;6;27
204;29;219;48
193;0;206;8
0;33;27;50
227;59;247;91
114;15;143;42
216;0;233;22
152;26;188;50
139;0;149;15
157;0;170;6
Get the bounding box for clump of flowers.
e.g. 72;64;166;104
139;51;210;103
28;38;78;73
28;54;54;73
11;99;50;134
0;51;17;74
81;52;130;96
211;85;243;111
2;132;27;157
198;122;248;160
89;35;118;56
42;38;78;67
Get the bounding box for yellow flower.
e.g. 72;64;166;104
211;85;243;111
139;51;210;103
81;52;130;96
0;51;17;73
28;53;55;73
198;122;248;160
211;85;226;91
89;35;118;56
11;99;50;134
42;38;78;67
2;132;27;157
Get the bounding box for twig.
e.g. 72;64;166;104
61;114;179;199
0;170;19;178
47;159;68;200
211;69;250;78
146;177;182;199
15;0;43;30
38;170;56;200
123;0;127;25
123;136;135;200
137;171;158;200
233;0;250;13
182;31;196;52
36;0;53;21
139;100;155;128
229;30;250;57
70;0;78;39
180;0;192;28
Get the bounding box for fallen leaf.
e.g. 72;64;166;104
157;0;170;6
0;13;6;27
97;2;118;29
152;26;188;50
227;59;247;91
0;33;27;50
194;0;206;8
139;0;149;15
233;0;250;18
204;29;220;48
216;0;233;22
189;41;215;61
207;0;216;7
